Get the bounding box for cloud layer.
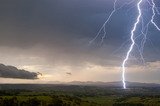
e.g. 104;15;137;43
0;64;39;79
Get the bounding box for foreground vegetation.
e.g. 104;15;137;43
0;84;160;106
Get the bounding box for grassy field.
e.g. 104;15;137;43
1;95;160;106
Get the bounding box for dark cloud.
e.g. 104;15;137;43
66;72;72;76
0;64;39;79
0;0;128;67
0;0;159;68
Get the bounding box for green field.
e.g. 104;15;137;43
0;84;160;106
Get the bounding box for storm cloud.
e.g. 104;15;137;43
0;64;39;79
0;0;159;83
0;0;136;67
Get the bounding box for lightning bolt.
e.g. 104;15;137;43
151;0;160;31
122;0;160;89
91;0;160;89
89;0;118;45
90;0;135;45
122;0;143;89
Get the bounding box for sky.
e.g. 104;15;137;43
0;0;160;83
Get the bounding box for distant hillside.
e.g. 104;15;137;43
0;81;160;90
67;81;160;87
